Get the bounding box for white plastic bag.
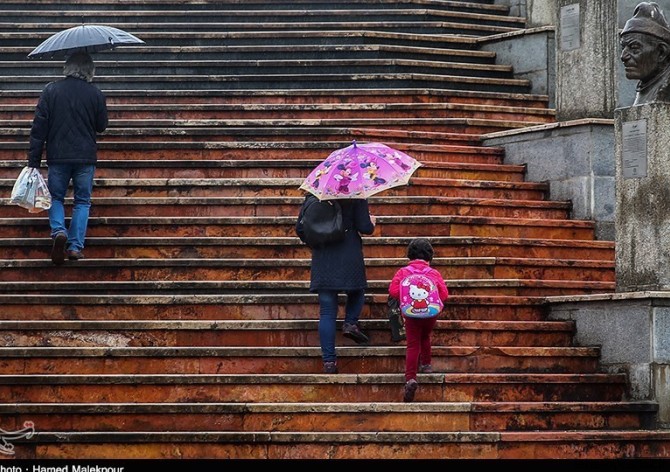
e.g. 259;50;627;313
10;166;52;213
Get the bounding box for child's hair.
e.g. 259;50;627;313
407;238;434;262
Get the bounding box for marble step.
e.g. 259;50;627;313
0;400;657;433
0;319;577;348
0;278;616;298
1;196;571;220
0;159;523;180
0;256;614;284
2;116;541;135
0;126;487;146
5;429;669;460
0;345;604;374
0;87;551;109
0;72;533;93
0;236;614;262
0;141;505;163
0;293;550;322
0;372;631;403
0;101;554;123
1;176;551;199
0;214;598;240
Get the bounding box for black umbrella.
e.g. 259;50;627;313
27;24;144;59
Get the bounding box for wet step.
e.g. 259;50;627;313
4;429;670;460
0;214;598;240
0;345;603;374
0;141;505;164
7;0;513;17
0;87;551;109
0;401;656;433
0;319;577;348
0;293;551;322
0;236;614;262
0;126;486;146
0;196;571;220
0;101;554;123
62;160;531;181
2;115;541;135
3;8;523;28
0;278;616;298
0;256;614;284
3;43;499;64
5;58;523;81
0;372;631;403
0;9;524;33
0;72;533;94
0;177;550;200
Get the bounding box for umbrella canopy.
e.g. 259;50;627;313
27;24;144;59
299;141;422;200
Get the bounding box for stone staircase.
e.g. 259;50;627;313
0;0;669;460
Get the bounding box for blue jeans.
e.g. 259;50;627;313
317;289;366;363
47;163;95;253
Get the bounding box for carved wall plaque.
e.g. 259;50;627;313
622;119;648;178
560;4;581;51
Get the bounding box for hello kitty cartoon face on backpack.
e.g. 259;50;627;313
399;265;444;318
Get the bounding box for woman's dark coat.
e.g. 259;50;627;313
296;195;375;292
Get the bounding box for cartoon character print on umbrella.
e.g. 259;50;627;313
309;161;332;190
360;156;387;189
333;159;359;195
300;140;422;201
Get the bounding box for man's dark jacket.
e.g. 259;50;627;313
28;76;108;168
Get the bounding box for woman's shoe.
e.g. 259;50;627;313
419;364;433;373
342;323;369;344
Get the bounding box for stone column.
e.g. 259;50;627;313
556;0;618;120
615;103;670;292
495;0;557;27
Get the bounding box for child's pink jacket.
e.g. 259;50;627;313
388;259;449;302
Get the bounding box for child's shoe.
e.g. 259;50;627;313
403;379;418;402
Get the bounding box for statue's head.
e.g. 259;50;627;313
620;2;670;83
622;2;670;42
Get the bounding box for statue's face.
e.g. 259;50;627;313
621;32;665;81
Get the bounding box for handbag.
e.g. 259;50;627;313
298;195;345;249
387;296;406;342
10;166;52;213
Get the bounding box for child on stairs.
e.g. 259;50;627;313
388;238;449;402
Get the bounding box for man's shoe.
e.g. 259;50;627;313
403;379;418;402
67;250;84;261
323;361;338;374
342;322;369;344
51;232;67;265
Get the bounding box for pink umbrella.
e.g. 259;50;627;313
300;141;422;200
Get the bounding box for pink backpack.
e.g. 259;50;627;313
399;265;444;318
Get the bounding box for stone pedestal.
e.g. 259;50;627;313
546;104;670;429
555;0;617;120
547;292;670;428
615;104;670;292
482;119;615;240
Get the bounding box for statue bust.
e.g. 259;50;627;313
620;2;670;105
